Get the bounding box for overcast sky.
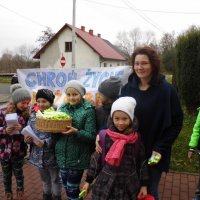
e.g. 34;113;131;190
0;0;200;55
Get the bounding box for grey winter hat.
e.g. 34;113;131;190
98;76;122;101
12;87;31;104
65;80;86;96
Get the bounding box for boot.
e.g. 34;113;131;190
4;193;13;200
43;193;53;200
16;190;25;200
52;195;62;200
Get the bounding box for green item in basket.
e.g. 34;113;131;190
37;108;71;120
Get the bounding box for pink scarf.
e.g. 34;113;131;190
105;129;138;166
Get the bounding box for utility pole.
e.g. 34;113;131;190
72;0;76;68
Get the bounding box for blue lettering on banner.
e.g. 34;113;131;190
47;72;56;87
83;69;124;88
24;69;125;89
83;69;92;87
68;70;77;81
56;72;67;87
37;72;47;86
25;72;37;88
98;71;110;85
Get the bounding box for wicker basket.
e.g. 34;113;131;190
35;117;72;133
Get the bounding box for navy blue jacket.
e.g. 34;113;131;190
121;73;183;171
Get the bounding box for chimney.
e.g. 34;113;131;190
89;29;93;36
97;33;101;38
81;26;85;31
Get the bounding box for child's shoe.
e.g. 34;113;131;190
16;190;25;200
4;192;13;200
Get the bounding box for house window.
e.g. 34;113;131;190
104;63;107;67
65;42;72;52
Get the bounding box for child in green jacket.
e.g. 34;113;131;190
188;107;200;159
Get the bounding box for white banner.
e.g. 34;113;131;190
17;66;132;108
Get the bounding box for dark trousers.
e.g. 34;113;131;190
148;166;162;200
60;169;84;200
0;159;24;193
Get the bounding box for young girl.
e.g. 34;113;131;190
0;84;31;200
25;89;62;200
82;97;148;200
55;80;96;200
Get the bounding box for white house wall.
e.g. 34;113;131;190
40;29;100;68
39;28;125;68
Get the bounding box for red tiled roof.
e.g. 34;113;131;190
33;23;126;61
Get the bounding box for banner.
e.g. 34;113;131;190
17;66;132;108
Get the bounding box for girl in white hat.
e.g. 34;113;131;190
82;97;148;200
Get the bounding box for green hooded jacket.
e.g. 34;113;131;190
189;107;200;148
55;98;96;170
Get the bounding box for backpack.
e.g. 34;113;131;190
99;129;141;168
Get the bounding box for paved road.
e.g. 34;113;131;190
0;83;10;94
0;83;10;107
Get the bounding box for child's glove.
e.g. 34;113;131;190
148;151;161;165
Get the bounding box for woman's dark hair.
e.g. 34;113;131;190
131;46;160;82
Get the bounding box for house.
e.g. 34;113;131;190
33;23;127;68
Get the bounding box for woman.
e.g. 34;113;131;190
120;46;183;200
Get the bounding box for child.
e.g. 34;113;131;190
82;97;148;200
55;80;96;200
0;84;31;200
96;76;122;131
25;89;62;200
188;107;200;156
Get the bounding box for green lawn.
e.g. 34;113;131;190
0;77;11;83
170;110;199;173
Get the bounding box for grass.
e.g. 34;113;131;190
170;110;199;173
0;77;11;83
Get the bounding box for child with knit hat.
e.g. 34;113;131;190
0;84;31;200
96;76;122;131
95;76;122;154
55;80;96;200
24;89;62;200
82;97;149;200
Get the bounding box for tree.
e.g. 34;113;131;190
36;27;55;48
115;28;157;64
175;25;200;112
0;45;39;73
159;32;176;73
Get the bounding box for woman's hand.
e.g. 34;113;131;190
95;135;102;153
62;126;78;135
24;135;34;144
148;151;162;165
137;186;147;199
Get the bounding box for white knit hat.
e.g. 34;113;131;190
111;97;137;121
65;80;86;96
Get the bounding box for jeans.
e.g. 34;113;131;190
148;166;162;200
1;159;24;193
39;167;62;196
60;169;84;200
